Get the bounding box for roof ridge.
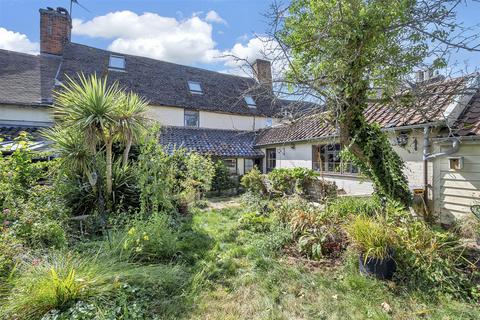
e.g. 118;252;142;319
67;42;255;81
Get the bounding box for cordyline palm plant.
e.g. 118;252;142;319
44;73;148;210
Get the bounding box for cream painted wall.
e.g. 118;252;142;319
0;105;52;126
147;106;184;126
146;105;278;130
199;110;276;130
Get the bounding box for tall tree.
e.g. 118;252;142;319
270;0;480;205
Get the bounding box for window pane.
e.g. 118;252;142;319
265;118;272;127
188;81;202;93
244;159;254;173
223;159;237;174
244;95;256;107
184;110;199;127
109;55;125;69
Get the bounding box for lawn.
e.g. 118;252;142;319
181;199;479;320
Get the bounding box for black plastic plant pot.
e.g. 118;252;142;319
359;251;396;280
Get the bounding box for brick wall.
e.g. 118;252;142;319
40;8;71;55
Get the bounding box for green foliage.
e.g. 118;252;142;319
325;196;381;218
347;216;393;260
394;218;479;298
238;212;271;232
268;168;319;195
116;213;177;263
4;185;68;249
211;160;235;192
240;167;266;195
0;232;23;281
0;133;48;209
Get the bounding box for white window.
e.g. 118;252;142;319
223;159;237;174
188;81;203;94
109;55;125;70
184;110;199;127
244;95;256;108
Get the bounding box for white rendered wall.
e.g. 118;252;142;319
0;105;52;126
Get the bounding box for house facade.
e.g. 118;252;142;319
0;7;289;175
2;7;480;223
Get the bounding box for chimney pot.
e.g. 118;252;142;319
252;59;272;88
39;7;71;55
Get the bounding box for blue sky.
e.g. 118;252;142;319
1;0;479;74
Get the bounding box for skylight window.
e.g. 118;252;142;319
188;81;203;94
244;95;256;108
109;55;125;70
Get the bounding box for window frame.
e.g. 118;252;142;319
244;158;255;174
223;158;238;175
108;55;126;71
188;81;203;94
266;148;276;172
312;144;359;175
184;109;199;127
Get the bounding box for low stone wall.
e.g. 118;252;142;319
305;178;338;202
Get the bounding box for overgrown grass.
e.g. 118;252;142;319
186;204;480;320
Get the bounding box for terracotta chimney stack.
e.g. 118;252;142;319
40;7;71;55
253;59;272;87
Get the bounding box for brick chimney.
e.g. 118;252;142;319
253;59;272;87
40;7;71;55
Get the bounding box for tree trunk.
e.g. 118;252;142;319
123;135;132;166
106;138;113;197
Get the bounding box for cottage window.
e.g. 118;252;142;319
188;81;203;94
109;55;125;70
266;148;276;172
244;159;254;173
312;144;359;174
223;159;237;174
184;110;199;127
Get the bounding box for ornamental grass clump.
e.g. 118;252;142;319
347;216;394;261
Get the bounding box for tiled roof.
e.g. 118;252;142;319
0;49;61;106
160;126;263;158
0;126;44;141
59;43;282;117
456;92;480;136
256;76;478;146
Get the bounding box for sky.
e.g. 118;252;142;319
1;0;480;75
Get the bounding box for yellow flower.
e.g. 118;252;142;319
128;227;136;235
143;235;149;241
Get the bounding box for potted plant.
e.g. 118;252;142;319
347;216;396;280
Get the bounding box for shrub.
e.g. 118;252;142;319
211;160;235;193
238;212;271;232
394;218;479;298
267;168;319;195
325;196;381;218
3;185;69;249
346;216;393;260
240;167;266;195
117;213;178;263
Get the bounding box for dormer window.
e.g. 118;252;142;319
109;55;125;71
188;81;203;94
244;95;256;108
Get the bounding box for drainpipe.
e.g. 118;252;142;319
422;126;461;206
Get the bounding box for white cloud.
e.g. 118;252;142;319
71;10;272;73
0;28;38;55
205;10;227;25
72;11;220;64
